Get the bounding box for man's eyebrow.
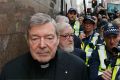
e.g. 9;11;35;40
44;34;55;37
30;34;55;37
62;33;73;35
30;34;39;37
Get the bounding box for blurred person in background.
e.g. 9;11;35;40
114;10;120;19
57;22;86;61
55;14;82;49
78;16;84;31
67;8;81;36
112;18;120;30
112;18;120;44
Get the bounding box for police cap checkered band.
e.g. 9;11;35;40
104;23;119;36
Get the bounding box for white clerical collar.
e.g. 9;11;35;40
40;63;49;68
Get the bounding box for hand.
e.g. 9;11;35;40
79;33;86;40
101;69;112;80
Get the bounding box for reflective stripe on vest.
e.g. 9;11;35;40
81;42;93;65
73;21;80;36
81;33;99;65
85;45;93;65
91;33;99;45
98;45;107;75
112;55;120;80
81;42;85;50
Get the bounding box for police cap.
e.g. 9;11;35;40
83;15;95;24
68;8;77;14
103;23;119;36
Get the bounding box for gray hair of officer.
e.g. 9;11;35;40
27;13;59;36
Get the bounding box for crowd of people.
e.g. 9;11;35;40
0;5;120;80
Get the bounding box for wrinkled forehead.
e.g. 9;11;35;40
28;23;58;36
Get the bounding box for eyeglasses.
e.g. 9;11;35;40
60;34;74;39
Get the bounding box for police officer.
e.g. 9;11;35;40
79;15;102;65
67;8;81;36
89;23;120;80
67;8;82;49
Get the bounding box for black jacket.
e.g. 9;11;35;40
73;48;86;62
0;49;88;80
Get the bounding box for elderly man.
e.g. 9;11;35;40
55;15;82;49
89;23;120;80
0;13;88;80
57;22;86;61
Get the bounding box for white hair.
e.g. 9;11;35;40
55;15;69;23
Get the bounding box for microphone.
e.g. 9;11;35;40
104;58;117;67
112;47;120;57
104;59;110;68
112;47;120;53
89;42;94;49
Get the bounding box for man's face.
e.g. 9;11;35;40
28;22;59;63
78;17;84;24
104;35;119;50
67;11;77;21
59;26;74;52
84;20;95;32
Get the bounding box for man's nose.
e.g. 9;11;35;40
68;35;73;41
39;38;46;48
110;38;114;43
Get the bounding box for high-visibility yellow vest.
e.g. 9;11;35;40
112;54;120;80
73;21;80;36
81;33;99;65
98;45;114;75
98;46;120;79
98;45;107;75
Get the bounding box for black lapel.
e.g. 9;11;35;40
55;49;71;80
